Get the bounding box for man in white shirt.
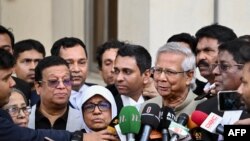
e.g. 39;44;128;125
113;43;152;112
51;37;94;110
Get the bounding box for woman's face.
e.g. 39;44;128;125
82;95;112;131
3;91;30;127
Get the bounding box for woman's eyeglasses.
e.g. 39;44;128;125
82;101;111;113
4;106;31;117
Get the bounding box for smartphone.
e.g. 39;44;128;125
217;90;244;111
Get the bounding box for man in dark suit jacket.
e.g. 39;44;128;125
195;24;237;100
0;48;77;141
112;43;152;113
194;39;250;140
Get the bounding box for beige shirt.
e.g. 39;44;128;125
139;90;206;117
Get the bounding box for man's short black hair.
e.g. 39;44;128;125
96;39;125;70
117;44;151;74
0;25;15;48
13;39;46;59
35;56;69;81
51;37;87;58
167;32;197;53
196;24;237;44
0;48;15;69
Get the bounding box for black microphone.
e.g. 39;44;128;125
158;106;176;141
140;103;161;141
169;113;189;141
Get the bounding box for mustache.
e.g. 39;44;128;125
197;60;210;67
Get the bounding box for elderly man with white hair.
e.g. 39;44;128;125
140;42;206;117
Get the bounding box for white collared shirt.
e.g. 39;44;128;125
121;95;145;111
203;82;212;94
69;84;90;110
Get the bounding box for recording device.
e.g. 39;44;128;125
192;111;224;135
169;113;189;141
217;90;244;111
191;110;208;126
140;103;161;141
119;106;141;141
200;112;224;134
158;106;176;141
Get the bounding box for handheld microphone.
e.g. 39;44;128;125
119;106;141;141
169;113;189;141
191;110;224;135
140;103;161;141
191;110;208;126
200;112;223;134
159;106;176;141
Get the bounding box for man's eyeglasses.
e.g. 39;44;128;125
210;63;243;72
82;101;111;113
39;78;72;88
151;67;189;77
4;106;31;117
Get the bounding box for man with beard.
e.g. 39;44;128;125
235;43;250;125
51;37;95;110
195;24;237;99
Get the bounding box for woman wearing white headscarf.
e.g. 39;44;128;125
78;85;117;133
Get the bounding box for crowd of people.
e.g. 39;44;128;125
1;23;250;141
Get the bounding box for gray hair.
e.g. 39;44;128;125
11;88;28;105
156;42;196;90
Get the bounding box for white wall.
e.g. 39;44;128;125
118;0;150;48
1;0;250;84
0;0;52;54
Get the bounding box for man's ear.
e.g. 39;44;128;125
185;70;194;86
34;81;41;96
143;69;151;85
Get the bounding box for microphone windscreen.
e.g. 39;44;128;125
187;116;198;129
177;113;189;126
191;110;208;126
158;106;176;129
141;103;161;129
119;106;141;134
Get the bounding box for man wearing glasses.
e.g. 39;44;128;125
51;37;94;110
0;49;81;140
195;39;250;141
28;56;83;132
140;42;205;117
